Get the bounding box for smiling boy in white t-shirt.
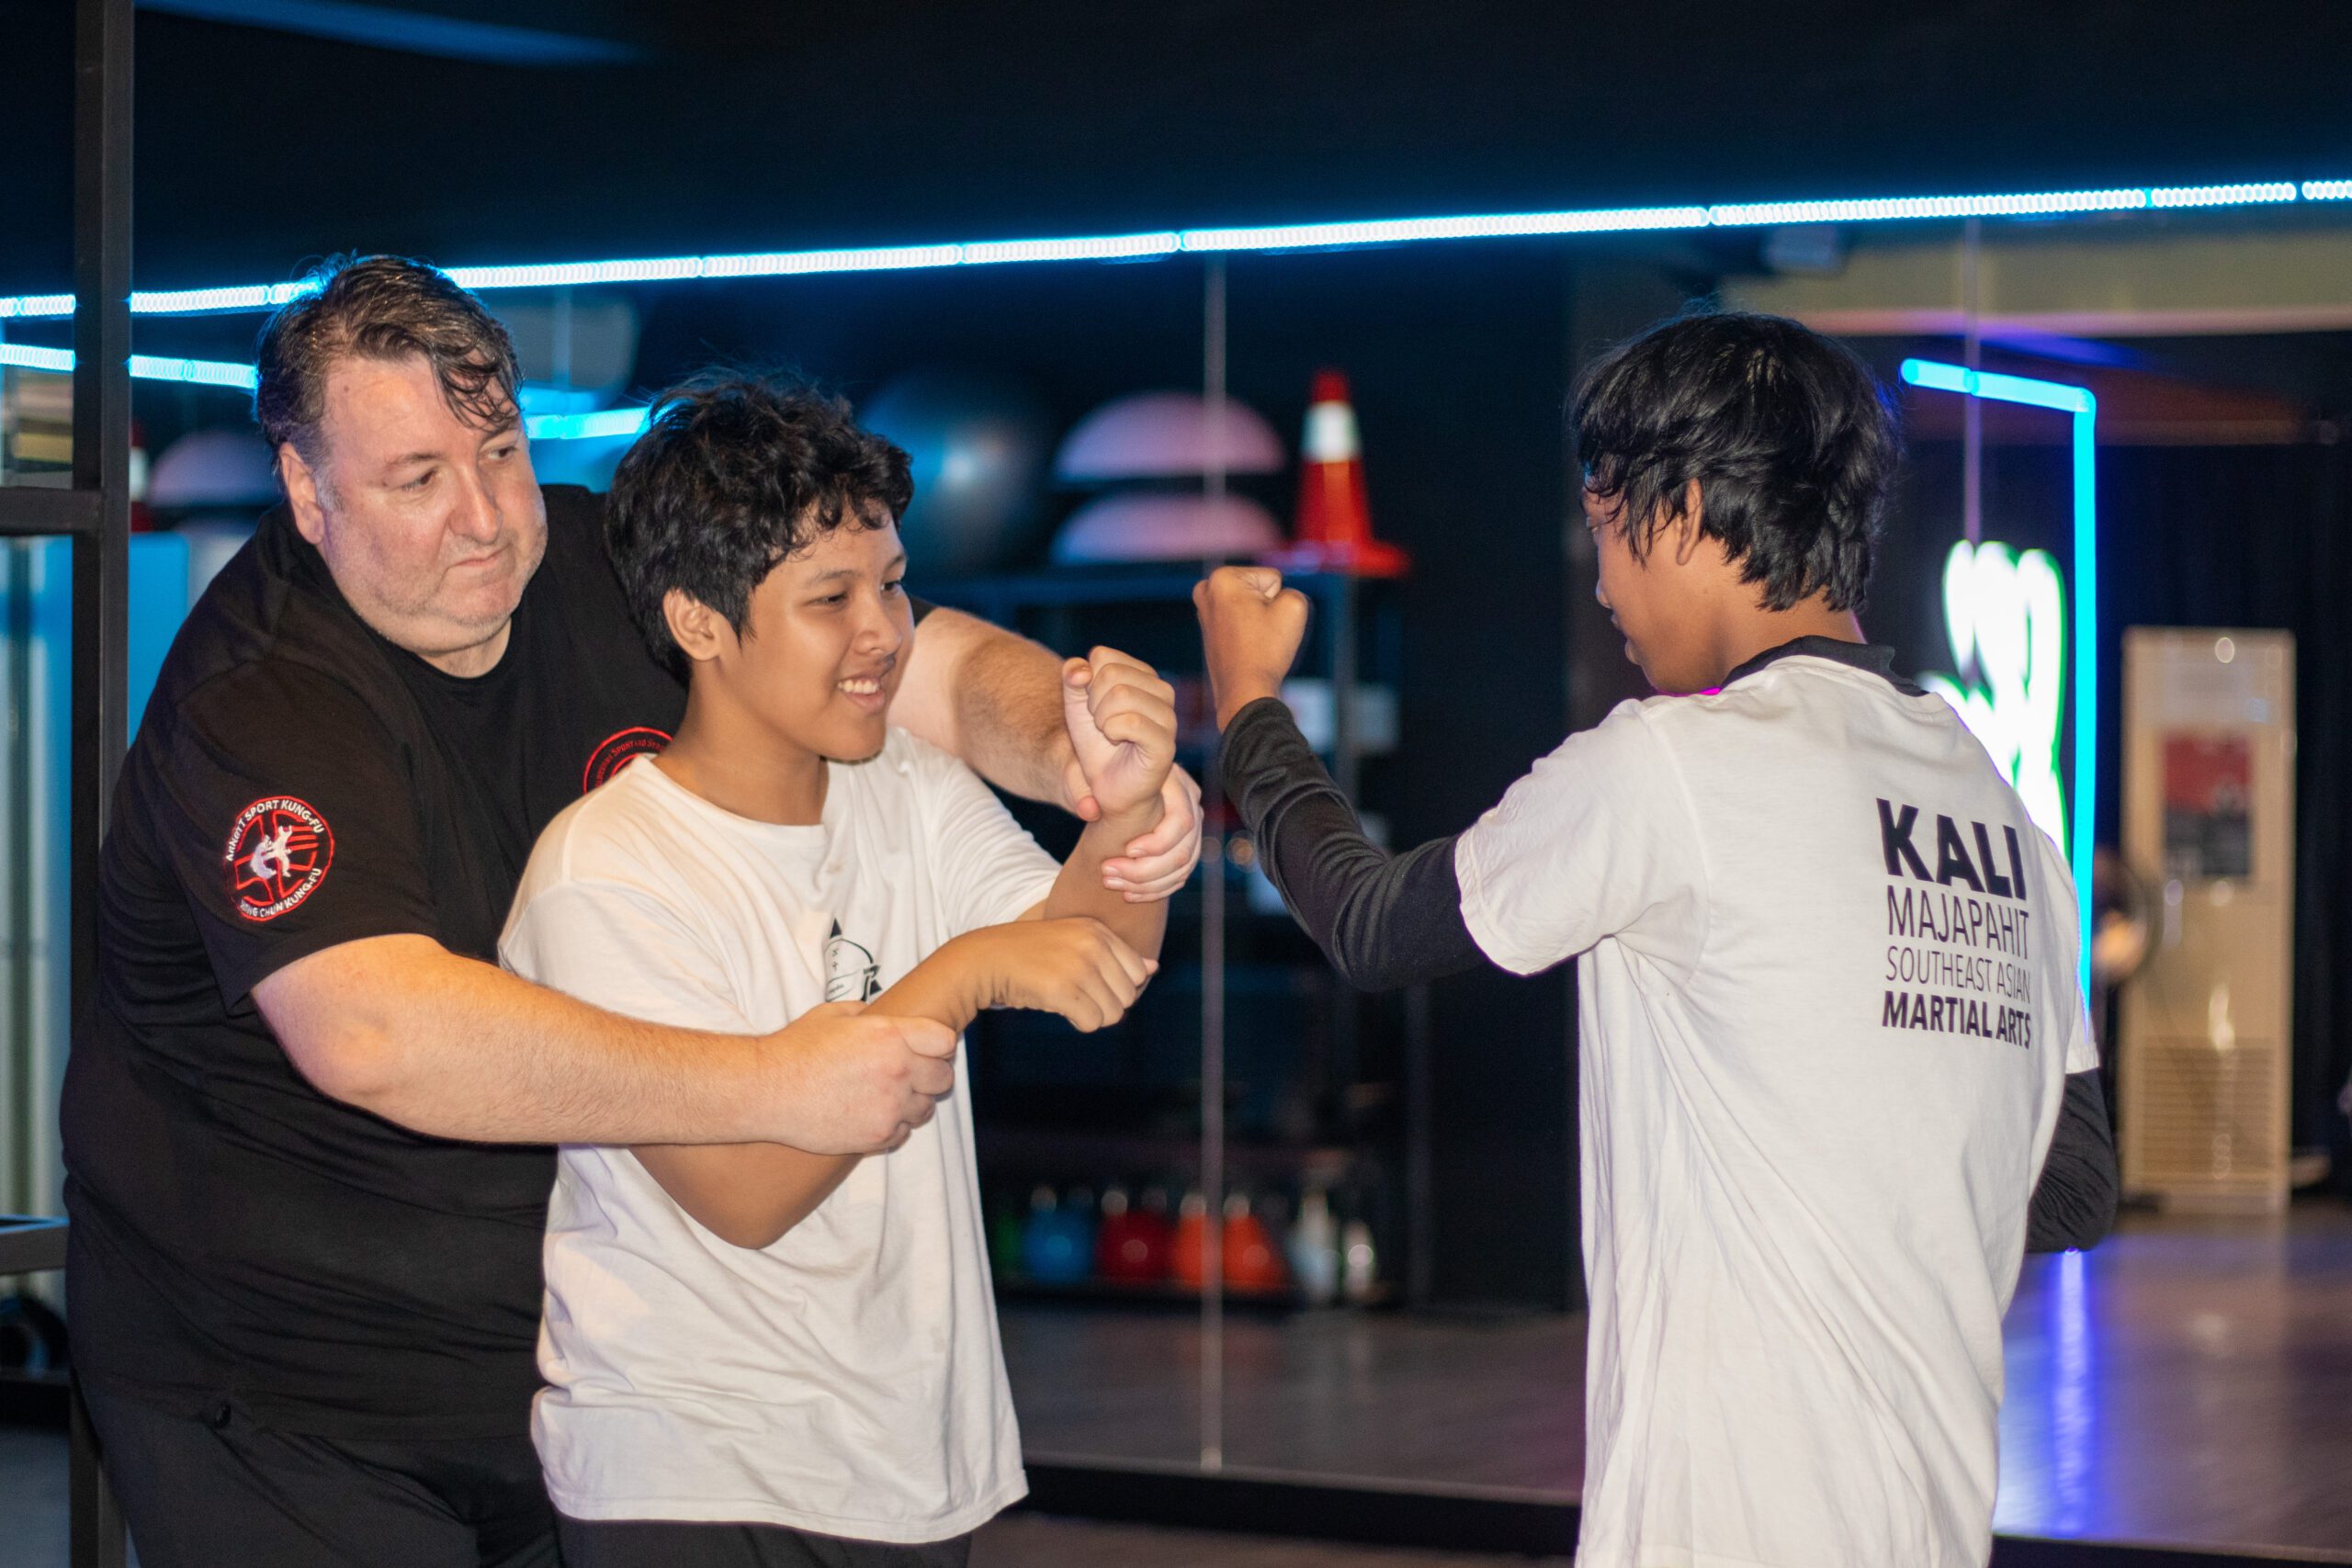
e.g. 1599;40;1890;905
1193;312;2120;1568
500;375;1176;1567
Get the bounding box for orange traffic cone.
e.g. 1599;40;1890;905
1271;369;1407;577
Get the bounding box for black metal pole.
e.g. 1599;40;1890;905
68;0;132;1562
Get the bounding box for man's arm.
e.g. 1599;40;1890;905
2026;1070;2120;1252
894;607;1204;901
893;606;1070;806
254;933;956;1153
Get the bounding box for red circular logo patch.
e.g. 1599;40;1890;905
225;796;334;923
583;727;672;793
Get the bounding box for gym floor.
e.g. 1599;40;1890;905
6;1204;2351;1563
0;1434;1566;1568
998;1202;2352;1557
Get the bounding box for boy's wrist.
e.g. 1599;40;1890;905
1091;795;1166;842
1215;678;1283;730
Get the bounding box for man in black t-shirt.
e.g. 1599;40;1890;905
62;256;1202;1568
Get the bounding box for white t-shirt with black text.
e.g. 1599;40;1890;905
500;731;1058;1543
1455;651;2096;1568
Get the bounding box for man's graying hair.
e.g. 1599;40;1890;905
253;254;522;465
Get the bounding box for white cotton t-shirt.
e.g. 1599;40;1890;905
498;730;1059;1543
1455;651;2097;1568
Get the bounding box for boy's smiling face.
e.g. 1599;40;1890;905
693;515;913;764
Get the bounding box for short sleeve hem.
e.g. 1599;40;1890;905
1454;830;1552;977
214;915;441;1009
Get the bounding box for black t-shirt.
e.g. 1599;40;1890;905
62;484;917;1438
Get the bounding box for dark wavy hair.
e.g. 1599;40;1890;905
606;373;914;669
253;254;520;466
1570;310;1900;613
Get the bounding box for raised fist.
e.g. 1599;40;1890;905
1193;566;1311;728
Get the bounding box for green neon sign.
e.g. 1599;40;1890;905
1920;540;2068;856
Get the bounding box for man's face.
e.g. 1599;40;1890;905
1587;485;1718;695
282;354;547;671
714;518;913;763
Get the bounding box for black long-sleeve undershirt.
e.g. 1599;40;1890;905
1219;696;1484;990
1217;693;2118;1255
2025;1070;2120;1253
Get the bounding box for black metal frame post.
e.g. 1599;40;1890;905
0;0;135;1562
69;0;134;1556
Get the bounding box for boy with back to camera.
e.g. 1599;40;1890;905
501;376;1175;1567
1193;311;2119;1568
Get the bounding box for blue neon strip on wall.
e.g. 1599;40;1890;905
521;407;650;441
1901;357;2098;993
4;175;2347;320
0;343;261;389
0;344;649;437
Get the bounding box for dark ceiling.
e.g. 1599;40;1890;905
6;0;2352;293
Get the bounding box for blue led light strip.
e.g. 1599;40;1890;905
1900;358;2098;993
522;407;650;441
0;343;650;440
0;342;261;389
4;175;2347;320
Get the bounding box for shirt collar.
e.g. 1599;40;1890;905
1722;636;1926;697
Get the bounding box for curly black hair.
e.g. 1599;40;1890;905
605;374;915;669
1570;309;1901;613
254;254;520;466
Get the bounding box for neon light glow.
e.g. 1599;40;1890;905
523;408;650;441
2146;181;2299;209
0;343;260;389
1901;358;2097;990
6;175;2350;318
0;344;639;432
0;293;76;321
1921;540;2068;851
0;344;74;374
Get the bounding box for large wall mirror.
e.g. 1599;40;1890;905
6;191;2348;1561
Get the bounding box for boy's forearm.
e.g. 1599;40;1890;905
1045;805;1170;959
896;606;1077;807
632;952;992;1250
871;944;990;1038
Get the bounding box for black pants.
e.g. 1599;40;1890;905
82;1383;559;1568
558;1515;974;1568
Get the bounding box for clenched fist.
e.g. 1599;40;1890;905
1062;647;1179;823
1193;566;1312;728
758;1000;961;1154
956;917;1157;1032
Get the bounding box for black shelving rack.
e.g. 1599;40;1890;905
0;0;135;1562
924;561;1436;1311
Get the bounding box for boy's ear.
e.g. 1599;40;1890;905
1665;479;1708;567
663;590;730;663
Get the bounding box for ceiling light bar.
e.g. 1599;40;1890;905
1706;187;2148;226
2146;181;2299;209
6;175;2347;321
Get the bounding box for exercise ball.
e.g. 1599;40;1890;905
860;369;1055;579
